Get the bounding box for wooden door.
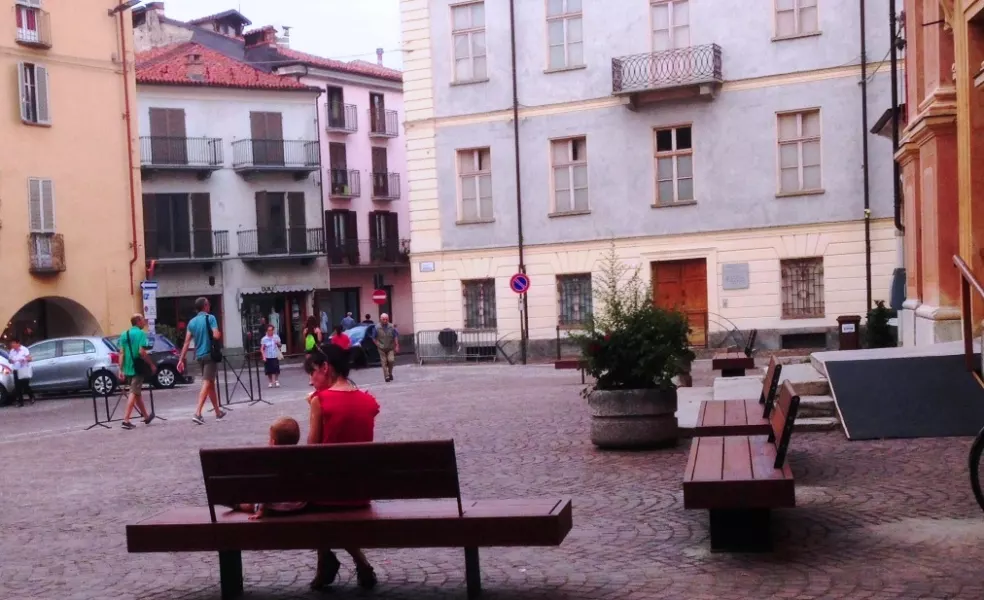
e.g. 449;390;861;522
371;147;388;196
384;211;399;261
149;108;187;164
327;86;344;127
250;111;284;165
370;92;384;132
652;258;708;346
328;142;348;194
190;193;212;257
287;192;306;253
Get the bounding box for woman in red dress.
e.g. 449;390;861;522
305;343;379;590
328;324;351;350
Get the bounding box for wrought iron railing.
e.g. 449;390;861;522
15;8;51;48
954;255;984;380
371;172;401;199
144;229;229;260
780;258;825;319
139;137;224;167
238;227;324;256
326;238;410;267
612;44;723;94
328;169;361;198
368;108;399;137
231;139;320;168
326;102;358;133
28;232;65;274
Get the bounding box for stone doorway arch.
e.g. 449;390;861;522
1;297;102;347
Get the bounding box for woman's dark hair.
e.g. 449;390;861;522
333;325;343;335
305;315;319;332
8;337;20;344
304;342;351;379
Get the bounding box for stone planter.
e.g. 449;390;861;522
587;387;679;449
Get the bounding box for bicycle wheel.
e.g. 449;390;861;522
969;426;984;513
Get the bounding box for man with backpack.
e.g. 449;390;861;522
177;297;226;425
118;314;156;430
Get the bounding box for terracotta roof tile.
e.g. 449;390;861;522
274;47;403;83
135;43;317;92
188;10;251;26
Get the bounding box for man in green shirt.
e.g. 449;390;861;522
119;314;156;430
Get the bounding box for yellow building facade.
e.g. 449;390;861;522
1;0;142;344
400;0;899;354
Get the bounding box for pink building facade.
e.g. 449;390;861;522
275;51;413;337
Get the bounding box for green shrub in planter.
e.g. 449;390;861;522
866;300;897;349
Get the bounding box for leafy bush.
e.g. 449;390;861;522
575;244;695;391
866;300;897;348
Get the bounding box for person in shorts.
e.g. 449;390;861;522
259;325;281;388
118;314;157;430
177;297;226;425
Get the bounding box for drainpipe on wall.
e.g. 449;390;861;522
889;0;904;235
508;0;530;365
119;8;140;298
860;0;874;311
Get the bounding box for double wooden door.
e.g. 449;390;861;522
148;108;187;165
250;111;284;165
652;258;708;347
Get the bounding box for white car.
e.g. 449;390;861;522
0;350;15;405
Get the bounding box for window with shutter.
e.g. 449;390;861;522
28;178;54;233
18;62;49;125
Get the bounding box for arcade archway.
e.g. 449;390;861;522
2;297;102;346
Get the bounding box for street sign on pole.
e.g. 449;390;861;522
141;281;158;334
509;273;530;294
372;289;388;305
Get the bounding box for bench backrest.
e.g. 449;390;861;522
758;355;783;417
768;380;800;469
199;440;462;523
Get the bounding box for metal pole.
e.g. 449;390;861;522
508;0;529;365
860;0;874;311
889;0;904;234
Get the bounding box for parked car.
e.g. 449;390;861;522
27;337;121;396
105;333;193;389
343;325;380;369
0;350;15;405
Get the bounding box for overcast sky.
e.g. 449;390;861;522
159;0;404;70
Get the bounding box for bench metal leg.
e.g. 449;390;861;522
708;509;772;552
721;368;746;378
218;550;244;599
464;547;482;599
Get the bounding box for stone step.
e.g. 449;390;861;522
798;395;836;419
794;417;841;432
777;362;830;396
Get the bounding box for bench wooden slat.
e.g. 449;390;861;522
693;356;782;437
750;435;794;483
701;401;726;430
724;399;748;427
691;436;723;481
722;437;752;480
127;499;574;553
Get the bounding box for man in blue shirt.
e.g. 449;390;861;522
177;297;226;424
340;312;357;331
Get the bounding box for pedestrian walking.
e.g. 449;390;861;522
329;325;351;350
7;338;34;407
303;315;323;354
260;325;282;388
371;313;400;382
177;297;226;425
118;314;157;430
340;312;357;331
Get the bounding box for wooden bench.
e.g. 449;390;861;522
694;355;783;437
683;380;801;552
126;440;573;599
711;351;756;377
554;358;587;383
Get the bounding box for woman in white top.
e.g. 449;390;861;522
259;325;282;387
7;338;34;407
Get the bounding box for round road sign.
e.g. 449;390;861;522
509;273;530;294
372;289;388;305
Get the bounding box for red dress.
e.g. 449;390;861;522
317;388;380;507
330;333;351;350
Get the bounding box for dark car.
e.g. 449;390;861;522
105;334;193;389
343;325;380;369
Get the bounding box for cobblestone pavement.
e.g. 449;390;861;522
1;362;983;600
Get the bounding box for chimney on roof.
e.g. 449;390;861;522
244;26;278;49
276;25;291;48
376;48;384;66
185;52;205;81
145;2;165;17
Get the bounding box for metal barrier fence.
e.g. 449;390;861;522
415;329;499;365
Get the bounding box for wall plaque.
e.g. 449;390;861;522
722;263;750;290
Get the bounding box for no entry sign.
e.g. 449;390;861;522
372;289;388;305
509;273;530;294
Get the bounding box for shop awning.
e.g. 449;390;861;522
239;285;314;296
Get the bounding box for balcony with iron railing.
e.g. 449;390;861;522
238;227;324;260
15;8;51;49
371;172;401;200
612;43;723;108
326;238;410;268
139;137;224;179
144;229;230;262
328;169;361;198
28;232;65;275
368;108;399;138
231;139;320;179
326;102;358;133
